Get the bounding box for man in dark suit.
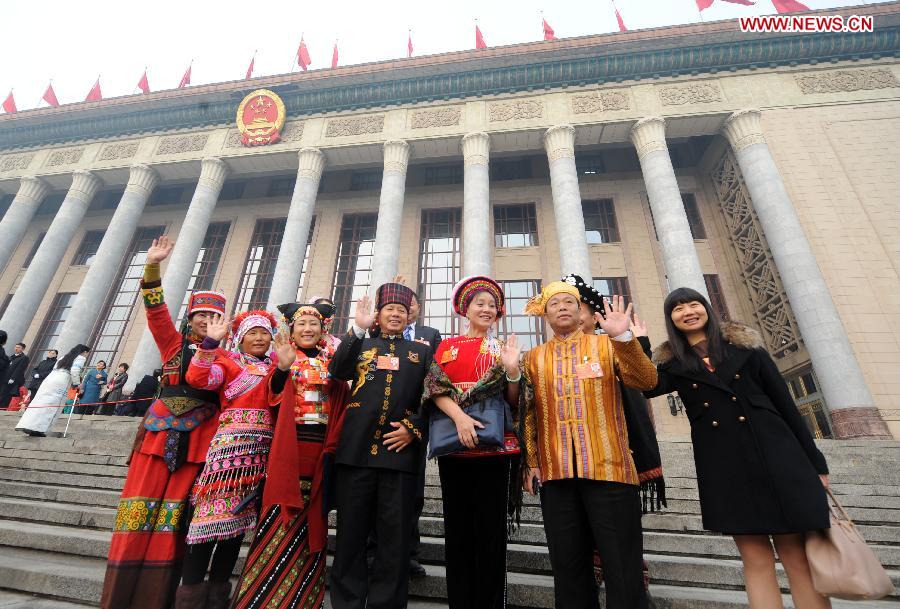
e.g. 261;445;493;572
26;349;58;394
1;343;29;409
403;292;441;578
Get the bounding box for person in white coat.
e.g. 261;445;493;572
15;344;90;437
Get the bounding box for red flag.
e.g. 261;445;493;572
615;8;628;32
542;18;556;41
178;64;192;88
332;43;339;69
771;0;809;12
2;91;15;114
246;55;255;79
408;33;413;57
42;83;59;107
137;70;150;94
85;79;102;102
475;25;487;50
297;37;312;71
696;0;714;9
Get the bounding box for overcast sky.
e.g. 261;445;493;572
0;0;889;112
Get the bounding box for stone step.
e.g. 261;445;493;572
0;467;124;491
0;480;120;509
0;455;130;478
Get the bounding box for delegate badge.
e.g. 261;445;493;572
575;361;604;380
440;347;459;364
376;356;400;371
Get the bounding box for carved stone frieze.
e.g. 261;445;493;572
488;100;543;122
571;90;631;114
98;142;139;161
156;134;209;155
794;68;899;94
45;148;85;167
658;83;724;106
410;107;462;129
325;115;385;137
0;153;34;173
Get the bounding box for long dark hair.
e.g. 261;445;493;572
57;344;90;371
663;288;725;372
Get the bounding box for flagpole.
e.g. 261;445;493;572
697;0;706;23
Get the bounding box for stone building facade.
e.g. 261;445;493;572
0;2;898;439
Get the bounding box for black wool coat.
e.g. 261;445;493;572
645;322;829;535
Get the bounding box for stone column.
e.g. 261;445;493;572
369;140;410;292
0;177;49;274
461;132;492;277
543;125;592;280
126;158;229;391
722;109;889;439
630;117;709;299
266;148;325;309
55;165;159;355
0;171;100;344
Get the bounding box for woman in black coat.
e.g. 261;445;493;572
645;288;830;609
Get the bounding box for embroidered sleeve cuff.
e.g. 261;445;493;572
192;348;217;367
401;418;423;442
141;285;165;308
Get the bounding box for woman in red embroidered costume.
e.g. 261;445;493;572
176;310;290;609
422;276;523;609
230;302;349;609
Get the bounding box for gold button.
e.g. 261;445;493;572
712;420;719;427
703;402;710;408
734;374;741;380
731;396;738;402
738;416;747;422
692;383;699;389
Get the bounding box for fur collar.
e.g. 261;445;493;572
652;321;763;366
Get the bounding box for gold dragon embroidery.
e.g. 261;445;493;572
352;347;378;396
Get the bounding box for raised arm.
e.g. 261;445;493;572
140;237;183;363
328;295;374;382
184;314;230;391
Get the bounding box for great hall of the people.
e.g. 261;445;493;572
0;2;898;440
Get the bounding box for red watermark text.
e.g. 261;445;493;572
739;15;874;33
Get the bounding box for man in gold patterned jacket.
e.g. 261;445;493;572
521;281;657;609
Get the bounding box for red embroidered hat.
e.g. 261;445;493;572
452;275;504;319
375;282;414;311
188;290;226;317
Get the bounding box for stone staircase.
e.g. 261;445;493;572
0;410;897;608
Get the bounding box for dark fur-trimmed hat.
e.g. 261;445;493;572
562;274;606;316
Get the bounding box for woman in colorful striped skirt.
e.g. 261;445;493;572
176;310;290;609
230;302;349;609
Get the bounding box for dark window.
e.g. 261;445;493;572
219;181;247;201
494;203;538;248
350;171;383;192
583;199;620;244
647;193;706;240
417;208;462;337
592;277;632;305
499;280;545;350
682;193;707;239
267;177;295;198
0;193;14;216
23;232;46;268
490;159;532;182
72;230;105;266
576;154;605;176
177;222;231;320
150;186;185;206
32;292;77;358
424;164;463;186
37;194;65;215
90;226;165;366
235;218;287;313
92;189;125;210
331;214;378;333
704;274;729;320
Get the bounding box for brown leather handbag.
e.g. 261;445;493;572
805;487;895;600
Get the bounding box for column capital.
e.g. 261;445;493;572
198;157;229;189
461;132;491;166
68;170;101;201
543;125;576;162
297;147;326;180
629;117;668;161
722;108;766;152
15;176;48;202
125;164;159;196
383;140;410;173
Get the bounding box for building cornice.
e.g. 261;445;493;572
0;4;898;150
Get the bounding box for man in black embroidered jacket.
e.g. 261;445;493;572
329;283;433;609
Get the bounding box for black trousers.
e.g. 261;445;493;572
540;478;647;609
438;455;516;609
331;465;415;609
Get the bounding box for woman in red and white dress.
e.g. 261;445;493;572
422;275;522;609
